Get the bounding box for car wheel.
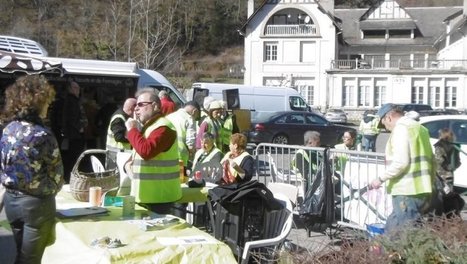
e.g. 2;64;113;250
272;134;289;145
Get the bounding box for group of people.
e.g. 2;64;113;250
293;103;463;236
0;76;253;263
0;75;464;263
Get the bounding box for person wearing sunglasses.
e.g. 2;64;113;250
124;88;181;215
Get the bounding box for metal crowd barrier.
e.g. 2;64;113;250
252;143;391;231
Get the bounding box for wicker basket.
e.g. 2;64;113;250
69;149;120;202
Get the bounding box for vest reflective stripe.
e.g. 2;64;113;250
131;117;181;203
386;121;433;195
166;110;189;165
221;151;250;178
106;113;132;152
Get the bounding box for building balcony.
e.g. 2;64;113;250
265;24;318;36
330;59;467;71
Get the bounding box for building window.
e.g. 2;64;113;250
374;78;387;106
445;79;457;108
363;30;385;39
358;82;371;106
411;86;424;104
428;85;441;107
342;85;355;107
297;85;314;105
264;42;278;62
300;41;315;63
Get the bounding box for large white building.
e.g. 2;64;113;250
241;0;467;113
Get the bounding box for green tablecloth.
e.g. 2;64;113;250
42;185;235;264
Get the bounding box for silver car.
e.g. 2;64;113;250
325;109;348;124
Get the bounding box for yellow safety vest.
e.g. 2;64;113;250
385;120;434;195
166;109;190;166
131;117;182;203
291;149;317;178
204;117;222;148
106;113;132;152
192;147;223;170
221;151;251;179
220;115;233;152
359;118;380;136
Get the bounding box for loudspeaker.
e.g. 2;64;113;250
193;88;209;109
222;89;240;110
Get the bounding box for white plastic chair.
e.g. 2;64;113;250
267;152;305;201
240;193;293;264
266;182;299;209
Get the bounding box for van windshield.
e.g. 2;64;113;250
289;96;309;111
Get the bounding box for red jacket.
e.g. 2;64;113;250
160;97;176;116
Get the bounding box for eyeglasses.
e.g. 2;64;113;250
136;101;154;107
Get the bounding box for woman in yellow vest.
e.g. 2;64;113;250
220;133;254;184
191;132;223;182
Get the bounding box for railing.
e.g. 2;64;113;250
265;24;318;36
331;58;467;71
253;143;390;231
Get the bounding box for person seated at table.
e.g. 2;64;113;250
1;75;64;264
124;88;181;215
219;133;254;185
291;130;321;193
333;130;358;171
191;132;223;183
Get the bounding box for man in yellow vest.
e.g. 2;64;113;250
105;98;136;165
166;101;200;169
124;88;181;214
370;103;435;233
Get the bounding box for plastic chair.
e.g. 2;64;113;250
240;193;293;264
267;182;298;208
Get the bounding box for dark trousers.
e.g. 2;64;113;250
62;137;85;183
4;191;56;264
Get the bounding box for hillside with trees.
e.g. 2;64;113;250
0;0;463;87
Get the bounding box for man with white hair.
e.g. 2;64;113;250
166;100;201;168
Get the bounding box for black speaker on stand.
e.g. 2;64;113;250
193;88;209;109
222;89;240;110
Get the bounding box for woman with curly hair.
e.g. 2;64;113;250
0;75;64;264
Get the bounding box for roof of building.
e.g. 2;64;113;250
335;6;462;47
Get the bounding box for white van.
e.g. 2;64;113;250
189;82;310;119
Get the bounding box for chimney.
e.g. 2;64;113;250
248;0;254;18
319;0;335;16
